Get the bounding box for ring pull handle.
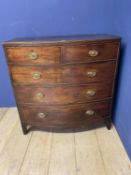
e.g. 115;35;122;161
28;51;38;60
35;92;45;98
86;90;96;96
86;71;96;77
85;110;95;116
88;50;98;57
37;112;46;119
32;72;41;80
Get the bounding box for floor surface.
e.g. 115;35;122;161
0;108;131;175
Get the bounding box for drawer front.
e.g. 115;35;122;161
19;101;111;128
14;83;113;105
10;62;116;85
6;47;61;65
63;43;119;63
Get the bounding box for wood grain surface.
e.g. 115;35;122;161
3;35;121;133
10;62;116;85
6;47;61;65
14;82;113;105
0;107;131;175
18;101;111;128
63;43;119;63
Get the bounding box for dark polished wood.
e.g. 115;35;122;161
10;62;116;85
105;118;112;130
6;47;61;65
18;101;111;128
3;34;120;45
3;35;121;134
21;122;28;135
63;43;119;63
14;82;113;105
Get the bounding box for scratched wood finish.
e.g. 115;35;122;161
18;101;111;128
14;82;113;105
6;47;61;65
3;35;121;134
10;62;116;85
63;43;119;63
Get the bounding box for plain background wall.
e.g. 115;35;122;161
0;0;115;106
0;0;131;160
113;0;131;160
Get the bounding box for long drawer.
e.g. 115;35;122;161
14;82;113;105
19;101;111;128
10;62;116;85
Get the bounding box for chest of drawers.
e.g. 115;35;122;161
3;35;121;134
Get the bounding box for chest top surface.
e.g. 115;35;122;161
3;34;121;46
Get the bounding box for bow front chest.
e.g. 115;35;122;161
3;35;121;134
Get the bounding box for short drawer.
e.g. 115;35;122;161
6;47;61;65
10;62;116;85
14;83;113;105
18;101;111;128
63;43;119;63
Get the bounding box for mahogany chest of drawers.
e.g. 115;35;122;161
3;35;121;134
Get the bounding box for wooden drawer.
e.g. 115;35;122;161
14;83;113;105
19;101;111;128
6;47;61;65
63;43;119;63
10;62;116;85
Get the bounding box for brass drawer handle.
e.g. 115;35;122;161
32;72;41;80
37;112;46;119
35;92;45;98
88;49;98;57
86;71;96;77
86;90;96;96
28;51;38;60
86;110;95;116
